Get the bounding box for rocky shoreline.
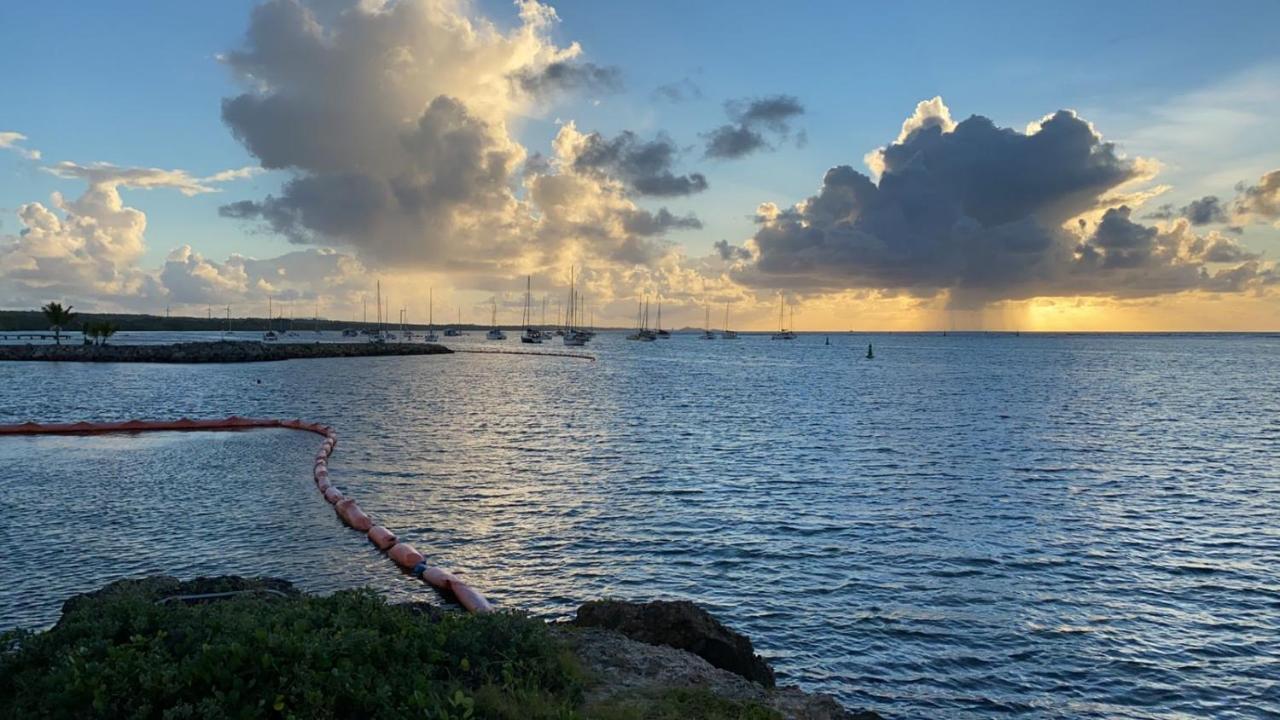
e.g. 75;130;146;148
0;340;452;363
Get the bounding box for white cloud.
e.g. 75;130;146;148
43;161;260;197
0;131;41;160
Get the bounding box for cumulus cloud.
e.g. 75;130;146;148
739;98;1274;306
160;245;367;306
1233;169;1280;224
1;159;359;312
703;94;805;159
568;129;707;196
217;0;700;278
0;131;41;160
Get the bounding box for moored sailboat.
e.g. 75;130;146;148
486;297;506;340
424;288;439;342
771;295;796;340
563;267;590;346
721;302;738;339
521;276;543;344
262;297;278;342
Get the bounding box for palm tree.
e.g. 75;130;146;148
40;302;75;346
98;322;118;345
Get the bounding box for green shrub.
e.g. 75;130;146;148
0;587;582;719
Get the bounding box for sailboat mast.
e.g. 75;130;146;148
568;266;575;332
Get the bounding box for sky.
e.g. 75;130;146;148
2;0;1278;331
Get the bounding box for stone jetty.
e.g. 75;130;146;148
0;340;452;363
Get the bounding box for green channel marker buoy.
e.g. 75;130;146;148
866;343;874;359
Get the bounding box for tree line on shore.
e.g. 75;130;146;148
10;303;119;345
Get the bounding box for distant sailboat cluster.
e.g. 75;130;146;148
254;278;827;348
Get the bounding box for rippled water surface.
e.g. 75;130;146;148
2;332;1278;718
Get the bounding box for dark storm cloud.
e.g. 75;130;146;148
729;95;805;131
622;208;702;236
652;77;703;103
703;94;805;159
713;239;751;261
1145;195;1228;225
572;130;708;197
738;103;1273;305
703;125;767;160
514;61;623;96
221;93;521;260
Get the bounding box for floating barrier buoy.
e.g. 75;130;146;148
388;543;425;570
0;415;494;614
367;525;397;550
335;498;373;532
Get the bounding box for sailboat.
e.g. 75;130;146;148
563;268;590;346
445;307;464;337
262;297;278;342
771;295;796;340
369;282;388;343
383;294;397;341
655;301;670;339
700;302;715;340
486;298;506;340
721;302;738;339
424;288;439;342
401;308;416;341
626;297;657;341
521;276;543;343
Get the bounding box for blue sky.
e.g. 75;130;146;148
2;1;1278;328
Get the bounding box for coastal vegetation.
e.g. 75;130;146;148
38;302;75;345
0;578;819;720
0;583;580;719
82;320;119;345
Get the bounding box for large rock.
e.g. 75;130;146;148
56;575;300;627
573;599;777;687
560;626;882;720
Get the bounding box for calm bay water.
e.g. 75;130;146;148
1;332;1277;718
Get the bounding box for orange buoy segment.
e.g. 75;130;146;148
387;543;424;570
450;582;494;614
367;525;397;550
335;498;373;532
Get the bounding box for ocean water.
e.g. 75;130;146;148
1;332;1277;718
